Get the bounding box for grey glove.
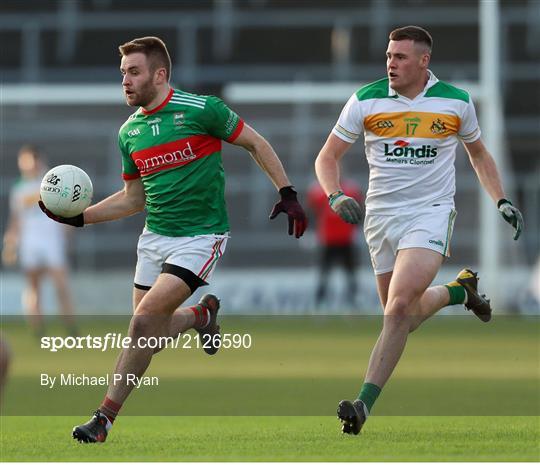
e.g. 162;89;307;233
498;198;524;240
328;190;364;224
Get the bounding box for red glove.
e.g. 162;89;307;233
269;186;308;238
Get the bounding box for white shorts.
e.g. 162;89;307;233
19;237;66;270
364;206;457;275
134;228;229;289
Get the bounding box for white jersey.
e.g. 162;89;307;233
332;71;481;214
9;176;66;249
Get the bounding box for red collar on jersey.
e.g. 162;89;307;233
142;88;174;115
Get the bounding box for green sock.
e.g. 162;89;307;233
445;282;466;305
357;382;381;413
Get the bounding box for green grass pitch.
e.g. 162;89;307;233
1;315;539;461
2;415;538;461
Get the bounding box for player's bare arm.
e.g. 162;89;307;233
232;123;291;189
315;134;363;224
5;186;39;257
315;133;352;195
83;178;146;225
463;138;506;203
464;138;523;240
1;214;20;266
232;123;308;237
39;177;145;228
2;214;20;247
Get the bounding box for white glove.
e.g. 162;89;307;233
498;199;524;240
328;190;364;224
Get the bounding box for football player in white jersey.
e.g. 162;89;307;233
315;25;524;435
2;145;77;337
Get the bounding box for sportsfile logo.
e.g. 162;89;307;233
384;140;438;165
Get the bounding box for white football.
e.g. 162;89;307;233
40;165;93;218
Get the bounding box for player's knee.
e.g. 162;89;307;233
385;295;410;317
383;296;415;330
129;313;155;339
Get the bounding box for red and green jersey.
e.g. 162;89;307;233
118;88;244;237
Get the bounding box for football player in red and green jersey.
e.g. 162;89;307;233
39;36;307;443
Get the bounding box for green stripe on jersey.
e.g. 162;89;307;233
355;78;394;101
425;81;470;103
118;89;242;237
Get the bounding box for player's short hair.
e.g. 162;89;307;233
119;36;172;81
389;26;433;53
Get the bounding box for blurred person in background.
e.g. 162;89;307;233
308;179;363;304
525;255;540;310
0;336;10;408
315;25;524;435
39;36;307;443
2;145;77;338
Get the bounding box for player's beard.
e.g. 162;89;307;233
126;77;159;107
